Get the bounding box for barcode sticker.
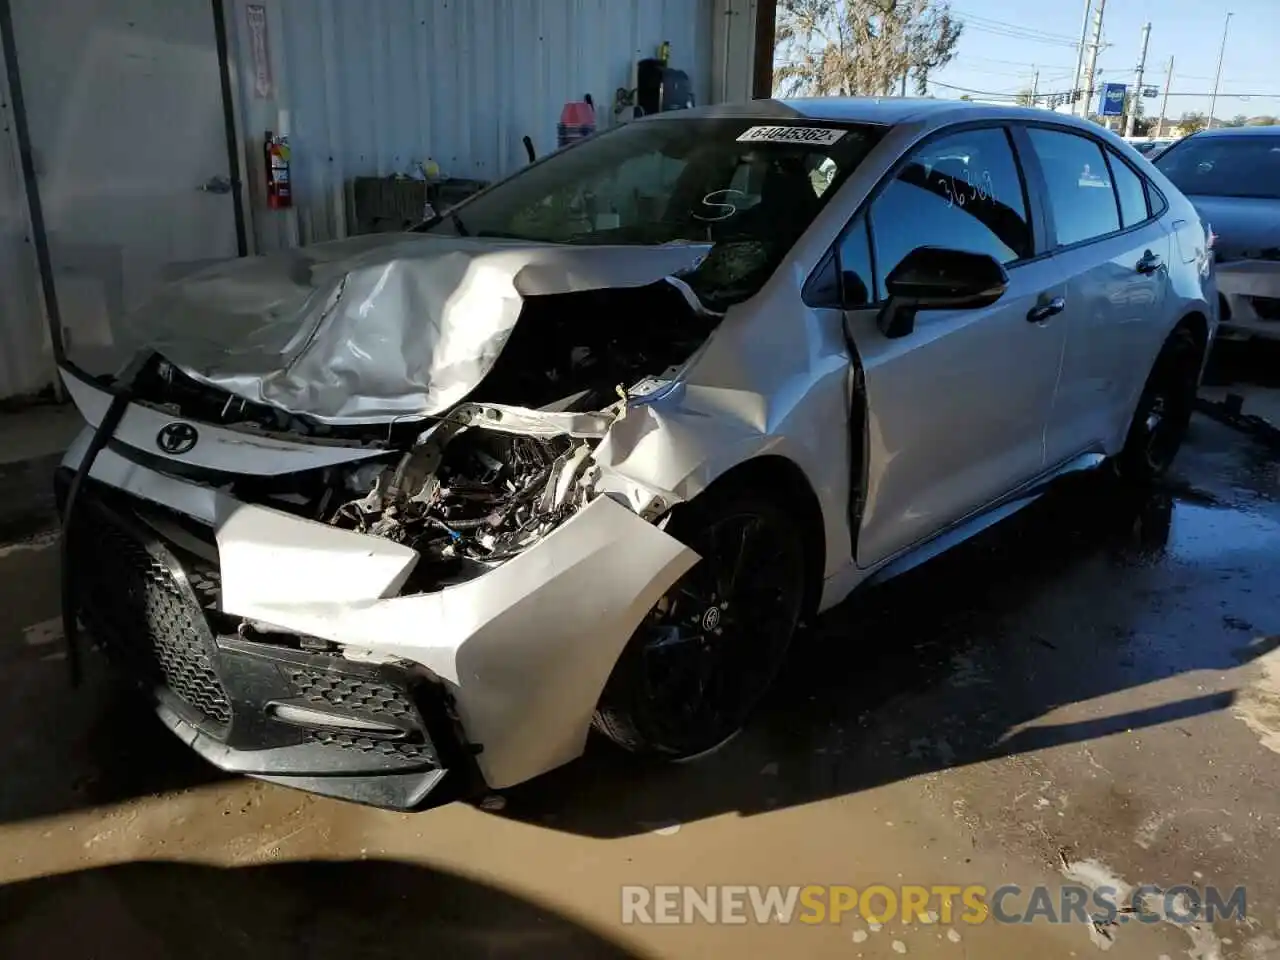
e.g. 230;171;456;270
737;125;847;146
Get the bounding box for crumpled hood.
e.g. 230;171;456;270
115;233;710;424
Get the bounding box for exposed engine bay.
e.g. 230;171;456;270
469;279;715;411
104;276;717;592
328;428;594;589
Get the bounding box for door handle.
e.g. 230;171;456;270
198;175;233;195
1135;250;1163;274
1026;296;1066;323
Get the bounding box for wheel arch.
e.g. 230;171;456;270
676;453;827;622
1176;309;1210;354
1170;309;1212;385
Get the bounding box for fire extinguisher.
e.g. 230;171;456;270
264;130;292;210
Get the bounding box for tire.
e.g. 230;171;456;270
1114;327;1203;483
592;488;808;759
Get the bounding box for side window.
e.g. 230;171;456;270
1108;151;1150;227
1026;128;1120;245
837;216;874;307
868;127;1031;299
1147;184;1168;217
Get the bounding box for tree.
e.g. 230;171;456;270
1245;115;1277;126
774;0;963;98
1178;111;1208;134
1223;114;1248;128
1015;88;1036;107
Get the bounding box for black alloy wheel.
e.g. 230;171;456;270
594;491;807;759
1117;327;1203;481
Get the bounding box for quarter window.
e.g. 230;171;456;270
837;216;874;307
1026;128;1120;245
1108;151;1150;227
868;127;1032;299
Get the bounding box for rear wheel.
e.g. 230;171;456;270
593;489;807;759
1115;327;1202;482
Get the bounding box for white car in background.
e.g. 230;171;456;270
1128;137;1177;159
1155;126;1280;341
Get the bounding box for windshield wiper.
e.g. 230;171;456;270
448;209;471;236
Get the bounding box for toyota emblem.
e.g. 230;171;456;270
156;422;199;455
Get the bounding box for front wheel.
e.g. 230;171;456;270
593;490;808;759
1114;327;1203;482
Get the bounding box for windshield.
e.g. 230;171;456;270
417;117;883;305
1155;135;1280;199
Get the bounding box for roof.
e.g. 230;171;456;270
657;96;1107;134
1186;125;1280;138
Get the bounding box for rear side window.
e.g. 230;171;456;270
1108;152;1150;227
869;127;1032;298
1026;128;1120;245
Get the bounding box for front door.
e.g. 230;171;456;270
842;125;1067;568
11;0;240;366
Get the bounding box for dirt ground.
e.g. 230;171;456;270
0;353;1277;959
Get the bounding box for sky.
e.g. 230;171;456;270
926;0;1279;120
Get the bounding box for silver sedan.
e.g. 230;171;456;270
58;98;1216;809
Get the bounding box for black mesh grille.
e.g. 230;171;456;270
289;670;414;720
310;730;432;761
70;495;232;731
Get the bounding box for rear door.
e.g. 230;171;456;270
1020;127;1172;463
837;125;1068;568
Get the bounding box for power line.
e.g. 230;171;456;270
961;22;1084;50
947;63;1076;80
926;79;1024;98
928;76;1280;102
951;9;1080;44
951;54;1076;70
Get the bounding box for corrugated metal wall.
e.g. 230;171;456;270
231;0;716;250
0;32;52;400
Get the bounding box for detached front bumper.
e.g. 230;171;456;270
55;388;697;806
1216;260;1280;341
56;470;469;810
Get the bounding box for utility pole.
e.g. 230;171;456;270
1081;0;1107;122
1031;68;1039;106
1125;22;1151;137
1156;56;1173;137
1071;0;1093;116
1207;12;1233;129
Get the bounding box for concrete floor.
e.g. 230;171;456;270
1;387;1278;957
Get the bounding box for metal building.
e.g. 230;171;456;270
0;0;767;401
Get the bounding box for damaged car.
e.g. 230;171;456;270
58;99;1216;810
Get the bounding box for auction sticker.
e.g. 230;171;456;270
737;125;847;146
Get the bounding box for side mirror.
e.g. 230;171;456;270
877;246;1009;339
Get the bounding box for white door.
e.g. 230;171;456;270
841;125;1067;568
1022;127;1172;463
12;0;239;366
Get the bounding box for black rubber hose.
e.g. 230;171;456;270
59;387;132;686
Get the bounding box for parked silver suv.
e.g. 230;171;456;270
58;99;1215;808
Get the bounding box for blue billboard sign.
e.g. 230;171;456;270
1100;83;1127;117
